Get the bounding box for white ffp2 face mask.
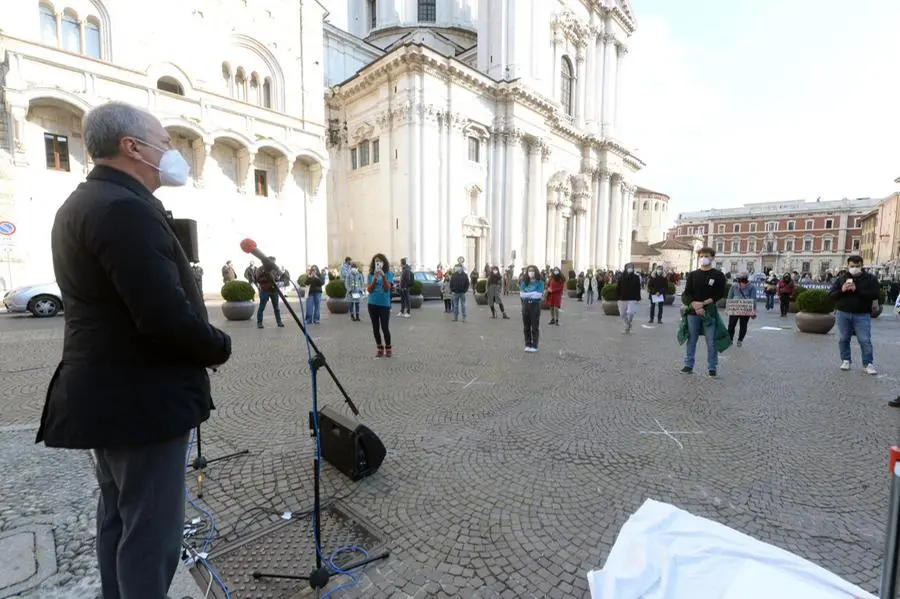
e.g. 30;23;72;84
137;140;190;187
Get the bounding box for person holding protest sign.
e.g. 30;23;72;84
726;272;757;346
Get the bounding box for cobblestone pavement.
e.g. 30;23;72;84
1;297;899;597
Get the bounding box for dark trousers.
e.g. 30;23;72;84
779;294;790;316
650;301;664;321
368;304;391;346
522;300;541;348
257;290;283;324
94;433;190;599
443;298;451;312
728;315;750;341
399;288;411;314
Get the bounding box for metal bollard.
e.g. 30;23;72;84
880;446;900;599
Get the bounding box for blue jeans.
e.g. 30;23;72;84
765;294;775;310
305;293;321;323
836;311;874;365
452;292;467;321
257;291;283;325
349;300;360;318
684;314;718;371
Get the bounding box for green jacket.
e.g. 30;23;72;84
677;303;732;353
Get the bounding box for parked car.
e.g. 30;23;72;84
2;282;64;317
391;270;442;300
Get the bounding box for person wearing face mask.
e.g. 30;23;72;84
345;264;365;322
775;273;795;317
545;268;565;325
366;253;394;356
679;247;728;376
449;263;471;322
726;272;757;346
829;255;879;375
487;266;510;319
583;269;596;306
519;266;545;352
37;102;232;599
615;263;642;333
647;266;668;324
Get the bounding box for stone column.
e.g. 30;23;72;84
574;47;586;129
555;200;567;267
505;129;523;266
615;43;628;138
78;20;86;54
585;23;598;130
551;32;562;103
275;155;293;197
595;169;610;268
576;194;589;271
526;137;545;265
191;140;211;188
9;105;29;166
601;32;617;138
484;133;494;265
545;190;557;266
491;121;505;264
238;149;256;195
607;175;622;268
619;182;631;265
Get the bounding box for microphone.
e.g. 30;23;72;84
240;238;280;272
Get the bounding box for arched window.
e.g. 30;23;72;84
222;62;232;94
263;78;273;109
632;230;638;241
642;201;649;210
40;4;58;46
85;17;101;59
61;10;80;53
157;76;184;95
560;56;575;116
250;73;260;104
654;202;659;211
235;68;247;101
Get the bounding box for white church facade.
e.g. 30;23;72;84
323;0;643;273
0;0;329;291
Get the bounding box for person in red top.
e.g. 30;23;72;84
776;273;795;317
545;267;565;326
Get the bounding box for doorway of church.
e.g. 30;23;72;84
466;237;480;272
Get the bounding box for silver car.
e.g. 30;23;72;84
2;282;64;317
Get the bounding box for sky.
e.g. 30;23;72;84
625;0;900;221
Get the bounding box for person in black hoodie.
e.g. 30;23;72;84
616;262;642;334
255;259;285;328
449;264;470;322
398;257;413;318
304;265;324;324
647;266;667;324
829;255;879;375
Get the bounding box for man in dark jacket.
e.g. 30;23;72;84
829;254;879;375
37;102;232;599
615;262;642;333
449;264;470;322
398;257;413;318
647;266;668;324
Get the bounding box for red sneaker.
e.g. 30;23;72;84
376;346;384;358
385;345;393;358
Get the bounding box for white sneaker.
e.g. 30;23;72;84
840;360;851;371
524;346;530;352
865;364;878;375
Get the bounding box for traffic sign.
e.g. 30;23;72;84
0;222;15;236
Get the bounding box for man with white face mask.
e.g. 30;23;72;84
829;254;879;375
680;246;727;376
37;102;231;599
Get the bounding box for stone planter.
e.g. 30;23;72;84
410;294;424;309
326;297;350;314
664;294;675;306
221;300;256;321
795;312;835;334
601;300;620;316
474;293;488;306
567;290;579;299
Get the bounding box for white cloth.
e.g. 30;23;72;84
587;499;875;599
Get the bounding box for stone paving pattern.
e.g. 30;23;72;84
1;295;899;597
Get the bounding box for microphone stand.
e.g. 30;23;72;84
249;271;389;595
189;423;249;499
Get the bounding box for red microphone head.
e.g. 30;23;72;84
240;238;258;254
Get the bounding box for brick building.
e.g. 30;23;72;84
671;198;880;277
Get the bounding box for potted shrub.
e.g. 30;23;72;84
324;279;349;314
716;283;731;308
410;280;424;309
872;288;886;319
295;273;308;298
566;277;579;298
664;281;676;305
220;280;256;321
795;289;836;334
788;285;806;314
474;278;488;306
601;284;619;316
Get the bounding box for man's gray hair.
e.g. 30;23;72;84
83;102;156;160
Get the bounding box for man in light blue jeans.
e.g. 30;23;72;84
452;292;468;322
684;314;718;373
828;255;879;374
836;311;874;369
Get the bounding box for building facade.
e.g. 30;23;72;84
859;192;900;275
322;0;642;273
0;0;329;291
672;198;880;277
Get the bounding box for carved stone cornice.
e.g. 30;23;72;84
597;167;612;180
602;32;617;45
552;8;590;47
617;42;629;56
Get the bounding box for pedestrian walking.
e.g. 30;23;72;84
366;253;393;357
647;266;667;324
726;272;757;346
519;266;544;352
37;101;232;599
398;258;413;318
583;269;596;305
776;274;794;317
829;255;879;374
616;263;641;333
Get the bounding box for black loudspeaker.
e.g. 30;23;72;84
170;218;200;263
310;406;386;481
